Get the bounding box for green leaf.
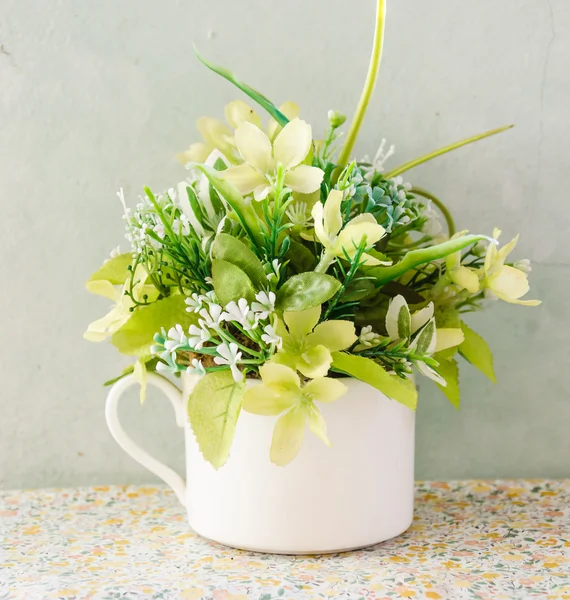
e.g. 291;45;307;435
187;370;245;469
191;164;265;247
435;357;460;409
195;49;289;127
385;124;514;178
369;234;494;286
459;322;496;383
103;357;159;387
276;273;341;312
434;307;462;359
285;240;318;273
86;253;133;298
331;352;417;410
212;259;256;306
415;319;436;355
111;295;197;357
212;234;266;290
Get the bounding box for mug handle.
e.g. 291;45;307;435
105;373;187;505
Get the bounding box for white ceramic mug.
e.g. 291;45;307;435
106;371;415;554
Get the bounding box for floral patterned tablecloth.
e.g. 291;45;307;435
1;480;569;600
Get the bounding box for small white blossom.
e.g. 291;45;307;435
172;214;191;236
251;291;276;319
188;323;211;350
285;201;312;228
422;201;443;236
223;299;259;331
153;223;166;239
214;342;243;383
514;258;532;274
185;293;206;313
199;304;224;328
187;358;206;377
362;138;395;173
164;324;188;352
266;259;282;283
358;325;382;348
261;324;282;349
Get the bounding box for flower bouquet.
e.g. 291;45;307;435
85;0;539;552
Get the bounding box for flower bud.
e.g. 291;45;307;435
327;109;346;128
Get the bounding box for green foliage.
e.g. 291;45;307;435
435;357;460;408
111;295;197;357
276;273;341;312
331;351;417;410
459;322;496;383
86;253;133;297
212;259;256;306
212;234;266;290
187;370;245;469
195;49;289;127
285;240;318;273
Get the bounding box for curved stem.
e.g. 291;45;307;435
337;0;386;167
411;187;456;236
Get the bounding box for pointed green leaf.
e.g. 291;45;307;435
435;357;460;409
369;234;494;286
331;352;417;410
212;234;266;290
276;273;341;312
459;322;496;383
195;49;289;126
86;253;133;298
212;259;256;306
285;240;318;273
188;370;245;469
385;124;514;178
415;318;436;355
111;295;197;357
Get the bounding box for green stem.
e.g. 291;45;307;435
337;0;386;167
411;187;456;236
385;124;514;178
314;250;336;274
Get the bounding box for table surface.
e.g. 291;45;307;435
1;480;569;600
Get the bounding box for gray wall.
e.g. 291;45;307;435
1;0;568;489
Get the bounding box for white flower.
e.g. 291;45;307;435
514;258;532;274
185;293;206;313
187;358;206;377
153;223;166;239
172;214;191;236
251;291;276;319
223;119;324;201
285;201;311;228
422;201;443;237
362;138;395;174
214;342;243;382
199;304;224;328
223;299;259;331
358;325;382;348
188;323;211;350
266;259;282;283
164;324;188;352
261;324;282;349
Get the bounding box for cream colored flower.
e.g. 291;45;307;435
482;228;541;306
310;190;387;265
222;118;324;201
445;231;480;294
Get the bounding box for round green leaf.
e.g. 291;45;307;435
212;234;266;290
212;259;256;306
276;273;341;312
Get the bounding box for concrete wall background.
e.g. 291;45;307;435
1;0;568;489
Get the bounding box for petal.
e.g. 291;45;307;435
85;280;118;300
267;101;300;140
234;122;273;173
410;303;434;333
222;164;267;194
417;361;447;386
270;406;307;466
308;320;357;352
323;190;343;239
434;328;465;353
259;361;301;391
273;118;312;169
450;266;480;294
303;377;347;403
224;100;261;129
489;265;530;300
297;345;333;378
242;385;297;416
385;295;410;340
284;165;324;194
311;201;327;246
197;117;234;155
283;305;321;337
347;213;378;225
335;222;386;255
176;142;210;165
306;404;330;446
358;252;391;266
253;184;272;202
495;234;519;269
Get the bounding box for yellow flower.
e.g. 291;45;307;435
273;305;357;378
222;118;324;201
482;228;541;306
310;189;387;265
243;362;347;465
445;230;480;293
